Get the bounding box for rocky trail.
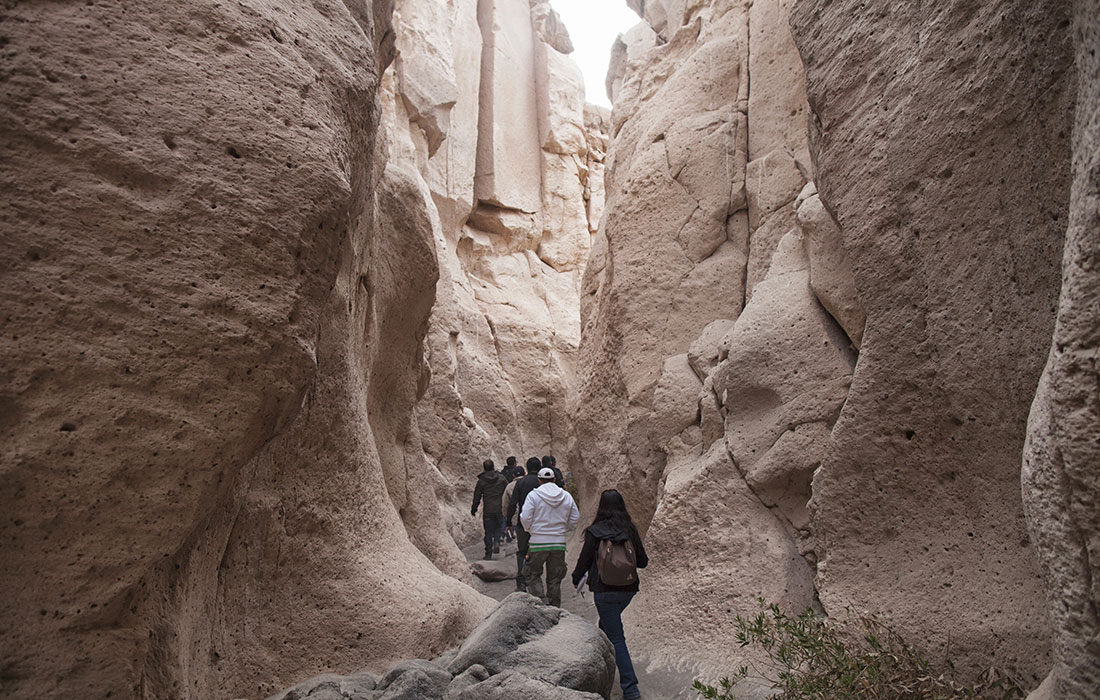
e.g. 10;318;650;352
463;540;716;700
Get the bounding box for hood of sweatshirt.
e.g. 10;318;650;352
531;482;568;505
586;519;633;542
478;470;507;487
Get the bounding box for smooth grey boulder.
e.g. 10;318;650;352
375;659;452;700
447;593;615;698
443;664;490;699
454;670;605;699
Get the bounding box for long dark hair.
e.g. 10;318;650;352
589;489;637;536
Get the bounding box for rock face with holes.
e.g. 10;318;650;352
0;1;493;698
386;0;605;544
789;0;1075;684
1022;2;1100;698
577;0;1077;688
578;0;837;678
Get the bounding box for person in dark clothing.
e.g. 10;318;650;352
541;455;564;487
504;455;521;480
506;457;544;591
571;489;648;700
471;459;507;559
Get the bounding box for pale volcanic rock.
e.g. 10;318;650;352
394;0;596;544
651;354;704;448
746;148;806;230
529;0;575;55
475;0;543;212
791;0;1074;682
1022;2;1100;697
0;0;490;697
797;191;865;348
711;231;854;538
629;441;816;678
746;0;811;167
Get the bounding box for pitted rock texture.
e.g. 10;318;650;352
1023;1;1100;697
790;0;1075;683
0;1;489;698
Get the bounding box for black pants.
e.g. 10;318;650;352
515;525;531;588
483;512;503;554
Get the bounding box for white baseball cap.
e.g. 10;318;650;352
538;467;555;480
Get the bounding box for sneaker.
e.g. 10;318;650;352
493;543;500;553
484;551;493;560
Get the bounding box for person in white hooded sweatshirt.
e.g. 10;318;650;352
519;467;580;606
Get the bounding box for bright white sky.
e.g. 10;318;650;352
550;0;643;108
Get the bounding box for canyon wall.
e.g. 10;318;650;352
0;1;493;698
387;0;604;544
1022;1;1100;697
577;0;1075;684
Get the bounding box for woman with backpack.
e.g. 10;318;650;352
571;489;649;700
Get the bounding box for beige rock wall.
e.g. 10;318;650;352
0;1;493;698
577;0;838;678
790;0;1075;684
578;0;1076;686
1022;2;1100;697
387;0;604;544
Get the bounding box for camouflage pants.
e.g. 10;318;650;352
523;549;567;607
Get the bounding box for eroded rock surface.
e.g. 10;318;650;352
790;0;1075;684
0;1;491;697
385;0;605;547
1022;1;1100;697
576;0;1077;688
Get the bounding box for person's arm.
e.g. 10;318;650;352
633;529;648;569
572;531;597;585
566;497;580;531
506;481;520;524
520;492;535;531
471;478;483;516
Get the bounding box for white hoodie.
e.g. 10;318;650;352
520;483;580;544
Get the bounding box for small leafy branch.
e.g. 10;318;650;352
692;599;1026;700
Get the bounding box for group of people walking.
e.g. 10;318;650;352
470;455;648;700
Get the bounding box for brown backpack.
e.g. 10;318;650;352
597;538;638;586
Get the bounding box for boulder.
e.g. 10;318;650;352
454;671;604;700
446;593;615;697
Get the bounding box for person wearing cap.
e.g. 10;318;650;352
506;457;545;591
519;466;580;607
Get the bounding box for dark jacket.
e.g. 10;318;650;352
551;466;564;487
506;473;542;526
472;470;508;515
571;520;649;593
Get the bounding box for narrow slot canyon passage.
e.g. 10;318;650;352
1;1;1098;700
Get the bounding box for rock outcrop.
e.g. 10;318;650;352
0;1;490;698
576;0;1076;687
1022;1;1100;697
265;594;615;700
386;0;604;545
576;0;839;677
789;0;1075;683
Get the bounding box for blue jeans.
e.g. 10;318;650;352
594;591;639;699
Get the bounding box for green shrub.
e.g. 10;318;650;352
692;599;1026;700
